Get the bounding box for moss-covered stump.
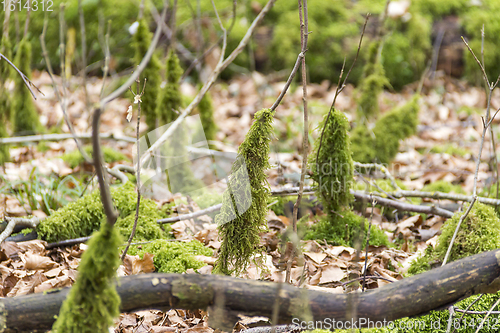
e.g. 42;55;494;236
351;95;420;164
52;221;121;333
37;182;170;243
127;239;213;273
214;108;274;275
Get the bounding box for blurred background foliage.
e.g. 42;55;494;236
1;0;499;89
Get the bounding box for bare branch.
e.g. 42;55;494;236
138;0;277;171
40;11;93;164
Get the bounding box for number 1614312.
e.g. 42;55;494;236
2;0;53;11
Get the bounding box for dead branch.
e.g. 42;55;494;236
3;249;500;332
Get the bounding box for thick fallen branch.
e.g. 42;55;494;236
3;249;500;332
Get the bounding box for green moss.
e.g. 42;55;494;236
303;212;389;247
133;19;162;129
421;180;466;194
197;89;217;143
214;108;274;275
356;41;390;120
352;96;420;164
354;179;407;193
308;109;389;248
310;109;353;213
37;182;170;243
126;239;212;273
61;145;129;169
12;38;42;136
435;202;500;262
52;221;121;333
430;144;471;157
157;49;183;125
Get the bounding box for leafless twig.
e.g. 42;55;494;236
0;217;40;244
316;14;369;164
40;11;92;164
286;0;309;285
138;0;277;171
121;79;146;260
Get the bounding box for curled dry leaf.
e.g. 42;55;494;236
122;253;155;275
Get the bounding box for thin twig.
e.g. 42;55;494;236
100;4;168;108
450;294;484;333
443;37;500;265
286;0;309;285
316;14;369;164
474;298;500;333
362;195;375;292
100;20;111;98
442;197;476;266
78;0;89;111
40;10;92;164
0;52;40;99
138;0;277;171
121;79;146;261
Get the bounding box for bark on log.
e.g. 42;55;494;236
2;250;500;332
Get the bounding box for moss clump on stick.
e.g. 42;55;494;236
37;182;169;243
214;108;274;275
197;88;217;144
308;109;388;247
351;95;420;164
51;221;121;333
12;38;42;136
127;239;212;273
157;49;183;125
132;19;162;129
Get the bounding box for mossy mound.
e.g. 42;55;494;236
303;211;389;248
421;180;466;194
61;145;129;169
12;38;42;136
351;96;420;164
435;202;500;262
37;182;170;243
126;239;212;273
52;221;121;333
214;108;274;275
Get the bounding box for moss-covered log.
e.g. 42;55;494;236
2;249;500;332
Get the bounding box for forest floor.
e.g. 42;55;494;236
0;69;498;332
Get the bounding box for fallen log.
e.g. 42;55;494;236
2;249;500;332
